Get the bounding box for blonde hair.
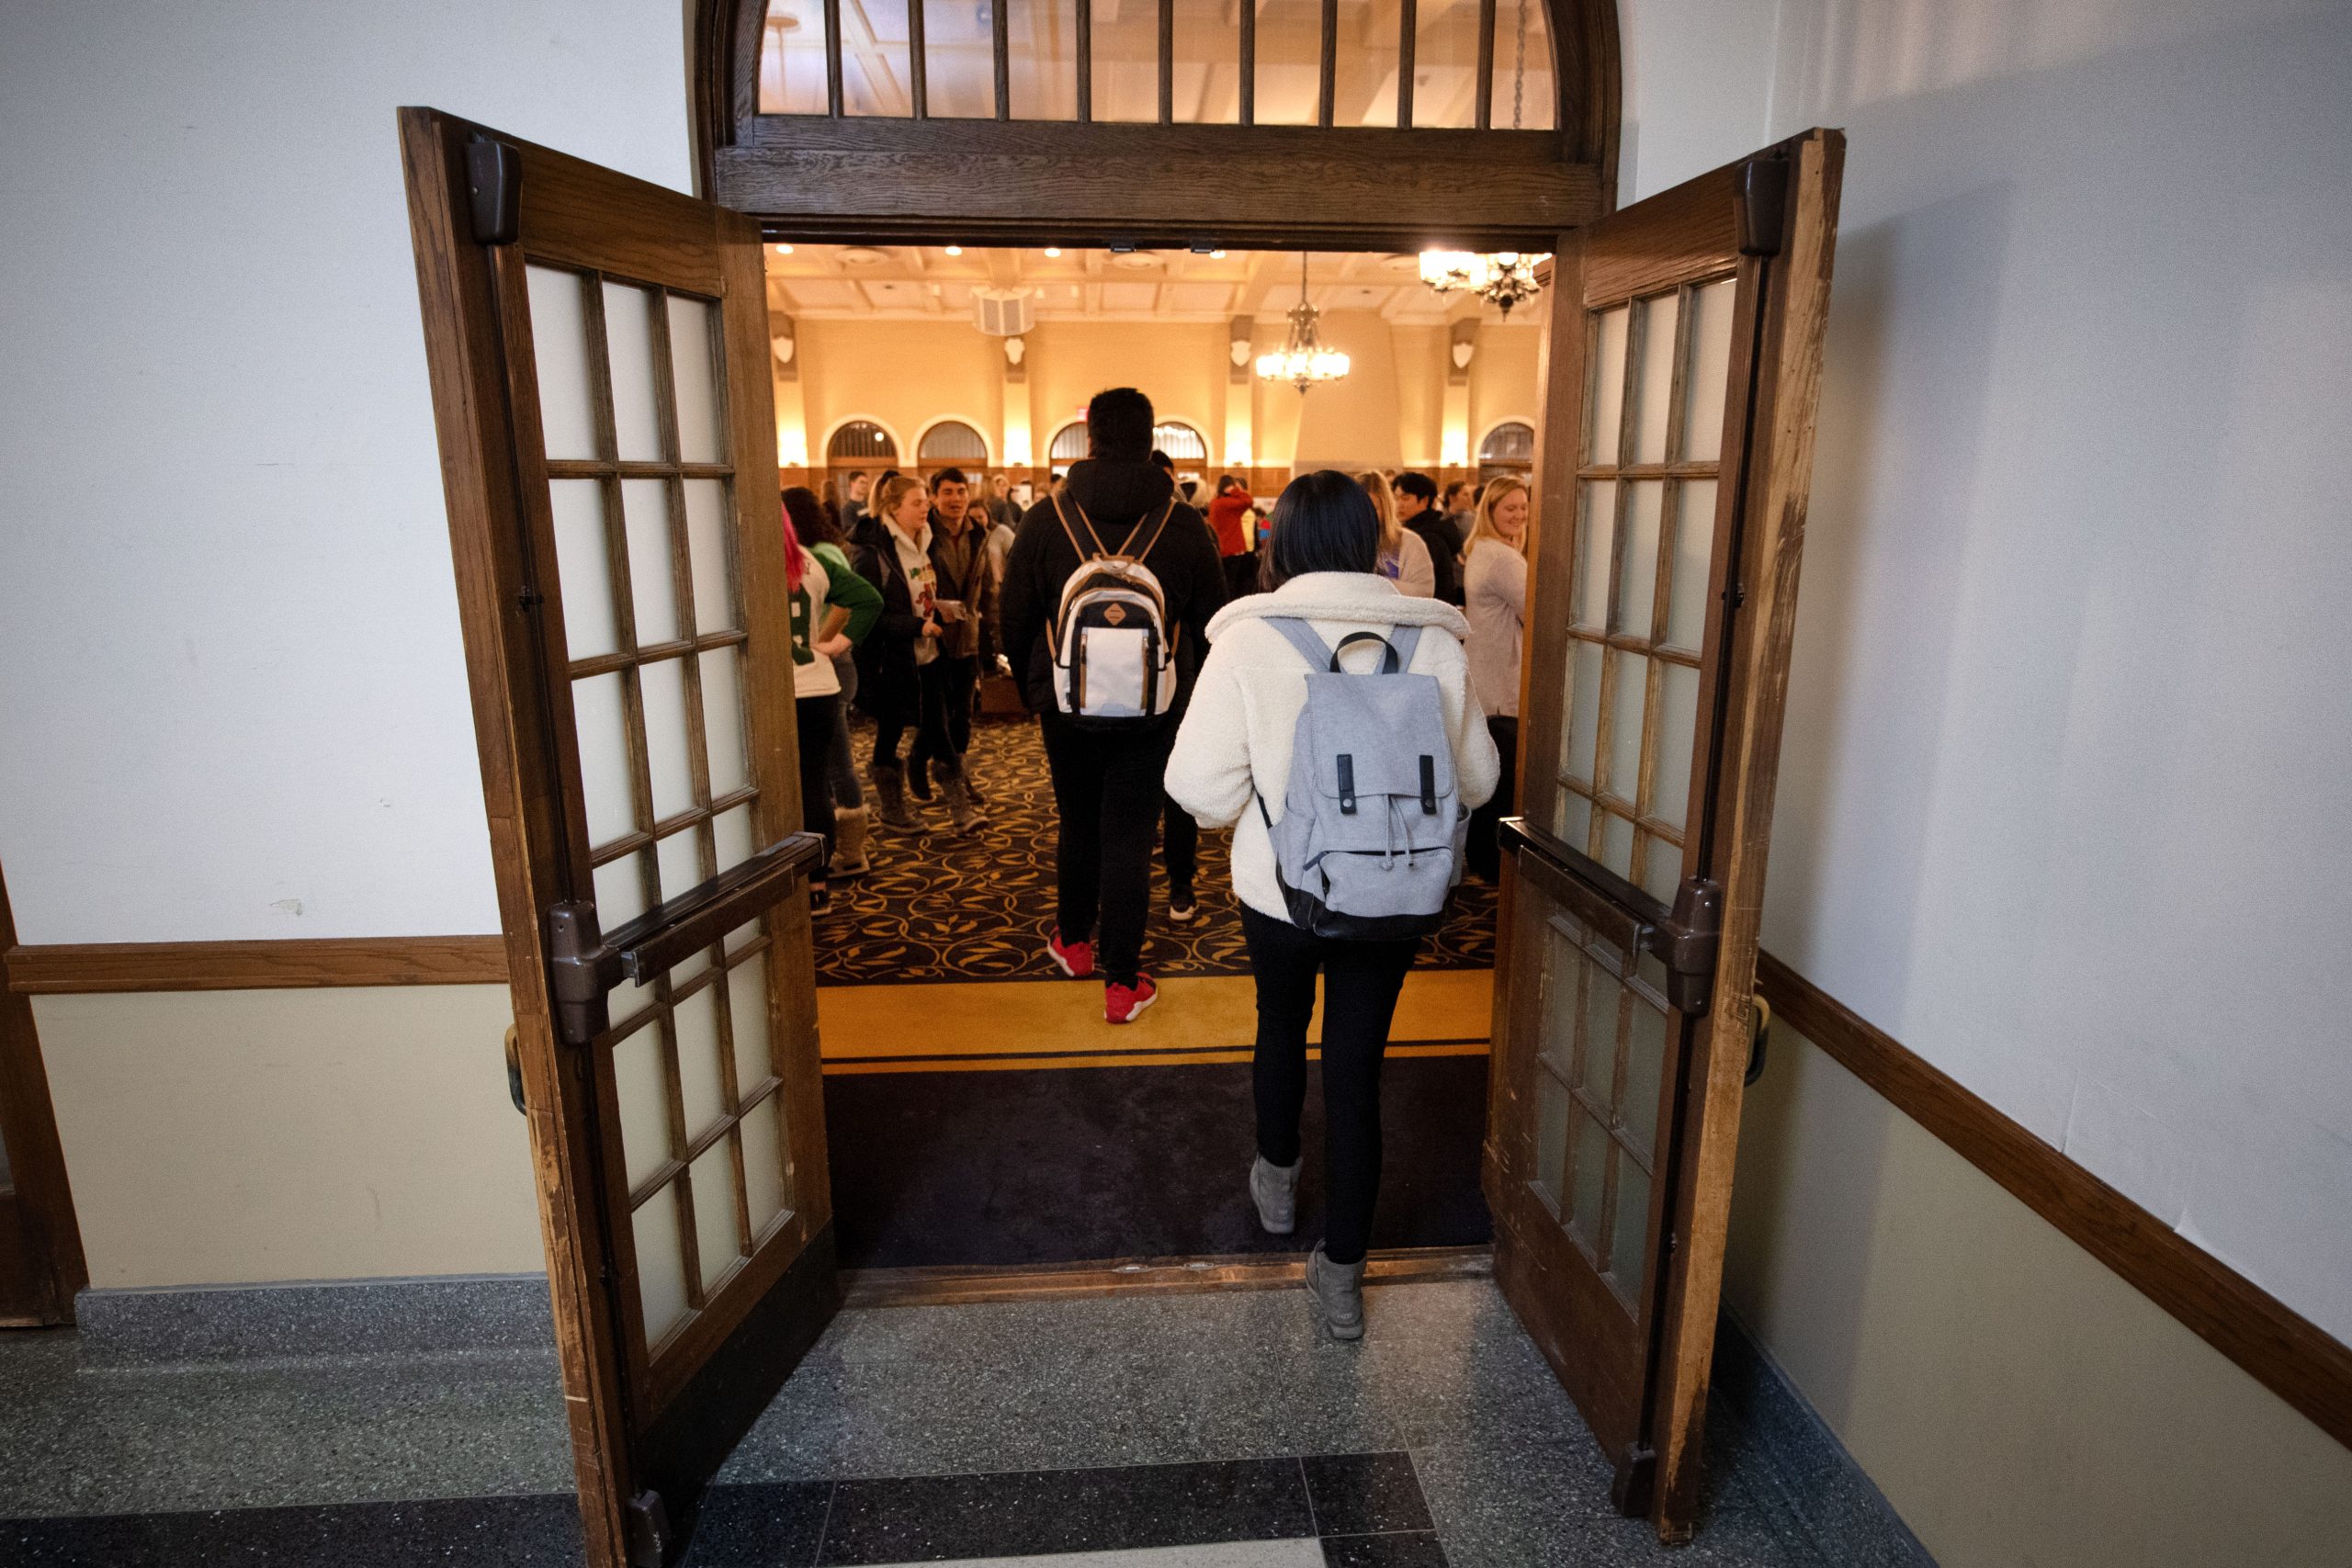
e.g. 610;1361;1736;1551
1356;470;1401;559
873;472;928;529
1464;475;1531;558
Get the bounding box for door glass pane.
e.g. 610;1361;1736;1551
1175;0;1240;123
759;0;831;113
635;1186;692;1345
1561;638;1602;785
1623;1000;1668;1162
741;1091;793;1237
845;0;913;115
1630;292;1680;466
526;267;597;460
622;479;680;645
1609;1156;1651;1287
1487;0;1555;130
1587;306;1629;459
713;802;757;875
1005;0;1078;119
1554;788;1592;852
572;672;636;846
1331;0;1398;127
674;987;728;1141
655;824;706;902
667;296;726;465
1577;957;1618;1099
550;480;618;660
1653;661;1700;830
603;284;665;462
690;1139;743;1292
1606;652;1648;804
640;658;697;822
684;479;737;633
701;647;751;798
613;1021;673;1190
1414;0;1485;129
1533;1067;1569;1212
1664;479;1716;649
1573;481;1614;628
594;852;652;931
1683;277;1737;463
1616;481;1663;639
1599;808;1634;878
1538;922;1579;1077
1638;830;1682;906
728;951;775;1091
1254;0;1320;125
1567;1104;1608;1249
1091;0;1157;122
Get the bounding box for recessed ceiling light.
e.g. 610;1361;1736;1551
944;244;963;256
773;243;794;254
1211;250;1227;259
1044;246;1062;258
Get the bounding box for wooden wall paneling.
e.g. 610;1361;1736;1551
4;936;509;995
0;863;89;1326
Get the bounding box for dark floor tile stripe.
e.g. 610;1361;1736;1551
683;1481;836;1567
813;1457;1316;1565
1299;1453;1435;1536
0;1493;582;1567
1321;1531;1451;1568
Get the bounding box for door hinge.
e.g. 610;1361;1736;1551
625;1488;672;1567
1736;153;1790;257
467;134;521;246
1656;876;1723;1015
547;901;613;1047
1611;1442;1658;1517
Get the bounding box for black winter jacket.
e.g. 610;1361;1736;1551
1000;458;1227;721
1406;509;1466;606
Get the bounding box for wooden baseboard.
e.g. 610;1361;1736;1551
1754;951;2352;1453
4;936;510;995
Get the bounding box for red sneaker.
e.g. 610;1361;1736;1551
1047;930;1094;978
1105;975;1158;1024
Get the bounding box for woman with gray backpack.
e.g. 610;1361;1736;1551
1166;472;1500;1340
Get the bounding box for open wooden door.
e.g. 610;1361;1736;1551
1486;129;1844;1541
400;109;835;1567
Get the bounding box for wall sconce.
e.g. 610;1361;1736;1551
1451;340;1475;370
772;335;796;367
1003;335;1026;367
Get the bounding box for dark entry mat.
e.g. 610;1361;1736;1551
823;1056;1494;1269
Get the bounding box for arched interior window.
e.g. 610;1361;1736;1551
1046;422;1090;463
1153;422;1208;462
827;420;898;462
916;419;989;464
1479;421;1535;467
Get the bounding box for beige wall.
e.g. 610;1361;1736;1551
36;986;540;1288
797;318;1007;468
1467;325;1543;459
1725;1027;2352;1567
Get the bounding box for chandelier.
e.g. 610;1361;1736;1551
1255;252;1350;392
1418;250;1548;319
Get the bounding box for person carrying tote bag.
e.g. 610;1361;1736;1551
1166;471;1500;1341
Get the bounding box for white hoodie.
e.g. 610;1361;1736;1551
1166;571;1502;924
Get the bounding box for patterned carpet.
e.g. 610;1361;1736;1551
818;715;1498;987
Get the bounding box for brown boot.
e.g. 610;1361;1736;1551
829;806;871;878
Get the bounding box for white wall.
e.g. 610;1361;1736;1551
1621;0;2352;1341
0;1;694;943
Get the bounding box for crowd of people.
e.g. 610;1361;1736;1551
780;390;1536;1338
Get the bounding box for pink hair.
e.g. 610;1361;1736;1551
780;502;804;594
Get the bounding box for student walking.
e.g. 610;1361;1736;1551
1001;388;1225;1023
1167;471;1499;1339
853;474;980;835
1394;471;1464;606
1359;471;1436;597
784;488;884;880
1206;474;1259;602
1463;476;1531;880
914;467;995;818
782;506;881;910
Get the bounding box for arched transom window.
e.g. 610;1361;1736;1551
1480;420;1535;468
826;419;897;461
916;419;989;463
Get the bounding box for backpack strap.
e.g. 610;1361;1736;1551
1386;624;1423;670
1117;497;1180;561
1050;491;1110;561
1267;616;1336;671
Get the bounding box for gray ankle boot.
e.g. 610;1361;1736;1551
1306;1245;1366;1342
1250;1156;1300;1235
868;760;918;831
936;759;982;834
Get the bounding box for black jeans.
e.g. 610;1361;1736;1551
1240;903;1420;1266
913;653;977;772
1161;794;1198;901
873;657;957;774
794;694;842;862
1467;715;1519;881
1039;714;1173;986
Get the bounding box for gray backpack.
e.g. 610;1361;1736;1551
1254;617;1465;940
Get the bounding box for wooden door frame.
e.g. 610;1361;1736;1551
0;859;89;1327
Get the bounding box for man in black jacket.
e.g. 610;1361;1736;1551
1396;470;1464;605
1001;388;1225;1023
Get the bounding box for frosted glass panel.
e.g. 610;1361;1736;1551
673;987;728;1140
713;803;756;875
613;1021;673;1190
640;658;696;823
689;1139;742;1292
728;951;775;1091
1639;832;1682;906
684;479;737;632
1600;809;1635;878
1606;653;1649;803
526;267;598;460
634;1187;691;1346
1616;481;1664;638
758;0;830;113
725;919;763;956
1664;479;1718;649
1579;962;1618;1098
572;673;635;847
622;479;679;645
740;1092;791;1237
1574;482;1615;628
1653;662;1700;830
1630;292;1679;466
1554;789;1592;853
1568;1105;1608;1249
550;480;617;660
666;296;725;465
594;852;651;931
1534;1069;1569;1213
1561;639;1603;784
604;283;665;461
701;648;751;797
844;0;913;115
1538;924;1579;1077
1684;278;1738;463
655;825;706;903
1587;307;1629;460
1623;1001;1668;1161
1610;1156;1650;1285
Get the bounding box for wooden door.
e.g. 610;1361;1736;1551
400;109;835;1568
0;863;88;1327
1486;129;1844;1541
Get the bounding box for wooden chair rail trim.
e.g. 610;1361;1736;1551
4;936;509;994
1754;950;2352;1455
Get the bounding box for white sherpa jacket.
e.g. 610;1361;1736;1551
1166;571;1502;924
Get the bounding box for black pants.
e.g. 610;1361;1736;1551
1039;715;1173;986
873;659;957;774
1240;903;1420;1266
1161;794;1198;901
794;694;841;863
1467;715;1519;881
913;653;977;772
